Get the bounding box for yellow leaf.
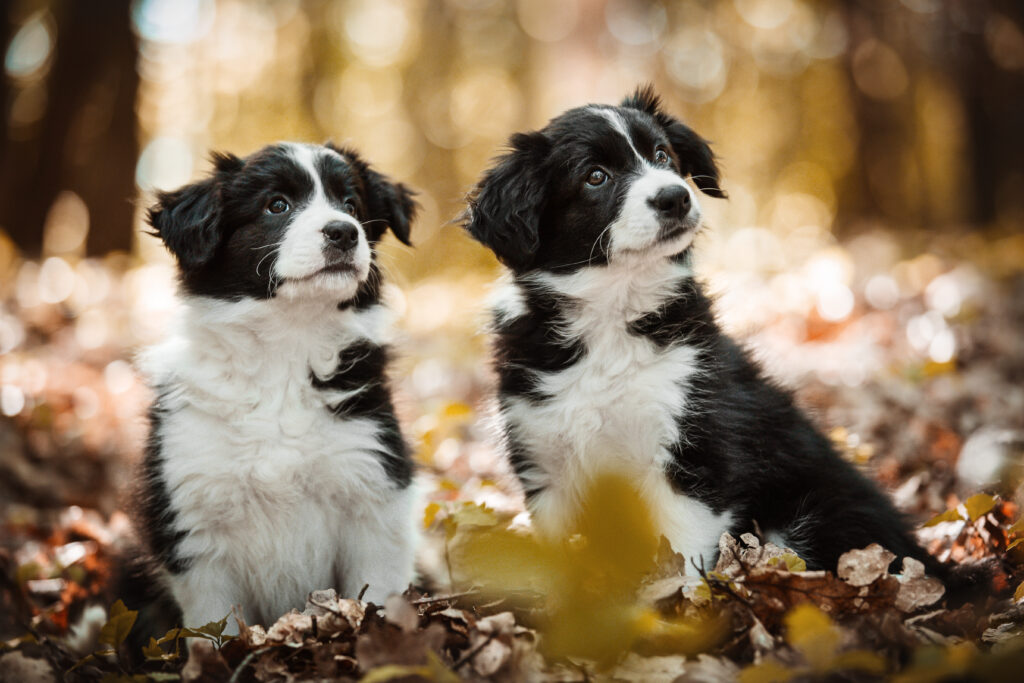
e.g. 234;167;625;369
361;651;458;683
785;604;838;671
964;493;996;521
451;472;671;669
441;401;474;421
830;649;887;675
423;502;441;529
99;600;137;649
923;507;965;527
1008;538;1024;552
768;553;806;572
444;502;499;541
739;658;798;683
1014;581;1024;603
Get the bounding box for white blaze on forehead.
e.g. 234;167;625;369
589;107;643;162
273;143;370;293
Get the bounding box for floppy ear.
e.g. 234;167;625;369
147;152;241;270
463;131;550;271
328;144;417;246
622;85;727;199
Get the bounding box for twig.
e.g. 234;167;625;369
452;632;497;670
357;584;369;601
411;590;480;606
228;647;270;683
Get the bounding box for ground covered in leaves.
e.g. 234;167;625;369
2;230;1024;681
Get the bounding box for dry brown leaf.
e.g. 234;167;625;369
265;609;314;646
181;638;232;683
303;588;365;638
383;594;419;633
471;637;513;677
836;544;896;587
895;557;945;612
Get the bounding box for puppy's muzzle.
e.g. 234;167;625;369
322;221;359;252
648;185;691;221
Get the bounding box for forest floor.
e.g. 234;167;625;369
2;229;1024;682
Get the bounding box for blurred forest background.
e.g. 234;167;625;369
2;0;1024;679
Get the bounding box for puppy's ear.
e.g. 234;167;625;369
329;144;417;246
147;153;241;270
464;131;550;271
622;85;727;199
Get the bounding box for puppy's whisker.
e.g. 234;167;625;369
256;251;277;277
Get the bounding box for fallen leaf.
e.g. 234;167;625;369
837;544;896;587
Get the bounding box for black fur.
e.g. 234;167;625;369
148;143;416;301
465;87;938;574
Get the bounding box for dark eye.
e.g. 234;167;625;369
267;197;289;214
654;148;670;165
343;200;357;216
586;169;608;187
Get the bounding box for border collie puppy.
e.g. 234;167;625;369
463;87;935;573
137;142;418;628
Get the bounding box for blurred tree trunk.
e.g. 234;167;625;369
0;0;138;256
958;1;1024;225
837;0;1024;233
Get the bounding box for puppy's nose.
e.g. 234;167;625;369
322;221;359;250
648;185;691;219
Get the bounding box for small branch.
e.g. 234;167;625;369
411;590;480;606
228;647;270;683
357;584;369;601
452;632;497;670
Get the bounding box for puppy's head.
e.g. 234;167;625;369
464;86;724;273
148;142;416;302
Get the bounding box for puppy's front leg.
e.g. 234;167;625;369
339;494;417;604
168;563;241;634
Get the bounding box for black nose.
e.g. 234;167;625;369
648;185;691;219
322;221;359;250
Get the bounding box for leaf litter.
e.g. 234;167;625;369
2;240;1024;680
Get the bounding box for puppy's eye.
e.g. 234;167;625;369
267;198;290;214
343;200;357;216
586;169;608;187
654;148;670;165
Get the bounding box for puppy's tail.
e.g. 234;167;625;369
922;553;1005;607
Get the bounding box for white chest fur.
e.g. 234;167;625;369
140;296;416;625
496;260;732;567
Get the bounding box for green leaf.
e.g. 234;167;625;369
180;614;231;643
964;493;996;521
142;636;179;662
99;600;138;649
923;507;965;527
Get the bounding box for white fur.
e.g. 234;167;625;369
591;107;644;161
274;143;371;301
589;108;703;258
497;257;732;567
139;294;417;628
608;168;700;257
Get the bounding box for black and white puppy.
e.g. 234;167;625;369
138;142;418;628
463;87;934;573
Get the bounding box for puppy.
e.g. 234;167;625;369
463;87;935;573
137;142;418;629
